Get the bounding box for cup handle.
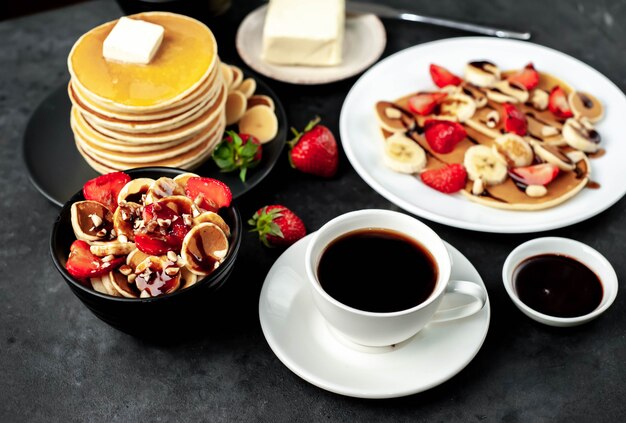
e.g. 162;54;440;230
430;280;487;323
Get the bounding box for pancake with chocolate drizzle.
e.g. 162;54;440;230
375;69;600;211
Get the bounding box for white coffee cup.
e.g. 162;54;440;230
305;209;487;348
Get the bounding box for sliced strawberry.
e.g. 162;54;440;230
135;204;189;255
83;172;131;211
509;163;560;186
424;119;467;154
548;86;573;118
420;164;467;194
185;177;232;212
65;240;124;280
429;64;463;88
502;103;527;136
135;233;171;256
408;92;447;116
506;63;539;90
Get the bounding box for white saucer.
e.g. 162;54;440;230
258;233;491;399
236;5;386;85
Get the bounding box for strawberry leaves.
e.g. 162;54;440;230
212;131;262;182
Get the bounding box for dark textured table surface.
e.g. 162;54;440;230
2;0;625;421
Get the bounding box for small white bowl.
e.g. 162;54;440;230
502;237;618;327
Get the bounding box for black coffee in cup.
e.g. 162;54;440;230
317;229;438;313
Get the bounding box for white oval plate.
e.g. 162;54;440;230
236;5;386;85
340;37;626;233
258;233;490;399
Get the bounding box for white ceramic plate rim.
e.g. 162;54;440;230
236;4;387;85
340;37;626;233
258;233;490;399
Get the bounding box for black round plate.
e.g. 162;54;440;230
23;76;287;207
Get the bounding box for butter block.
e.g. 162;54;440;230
262;0;345;66
102;17;165;65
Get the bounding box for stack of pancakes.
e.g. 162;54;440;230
67;12;226;174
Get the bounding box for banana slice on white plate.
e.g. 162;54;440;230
465;61;501;87
494;134;534;167
383;133;427;174
562;118;602;153
464;144;508;185
530;140;576;171
438;93;476;123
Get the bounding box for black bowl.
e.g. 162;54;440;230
50;167;242;339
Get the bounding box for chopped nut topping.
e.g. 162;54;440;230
127;273;137;283
89;214;103;228
118;234;128;243
157;218;172;228
101;254;116;263
165;266;180;276
167;251;178;262
486;110;499;128
96;228;107;237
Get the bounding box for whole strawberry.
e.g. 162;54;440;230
212;131;262;182
249;205;306;247
288;117;338;178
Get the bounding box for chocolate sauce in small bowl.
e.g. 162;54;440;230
502;237;618;327
513;254;602;318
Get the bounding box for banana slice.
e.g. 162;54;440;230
117;178;154;205
464;144;508;185
247;95;275;111
181;222;229;276
237;78;257;99
194;211;231;237
382;133;427;174
230;65;244;91
494;134;534;167
569;91;604;123
562;118;601;153
71;200;114;242
530;140;576;171
465;61;500;87
438;93;476;122
226;91;247;125
238;105;278;144
89;241;136;257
